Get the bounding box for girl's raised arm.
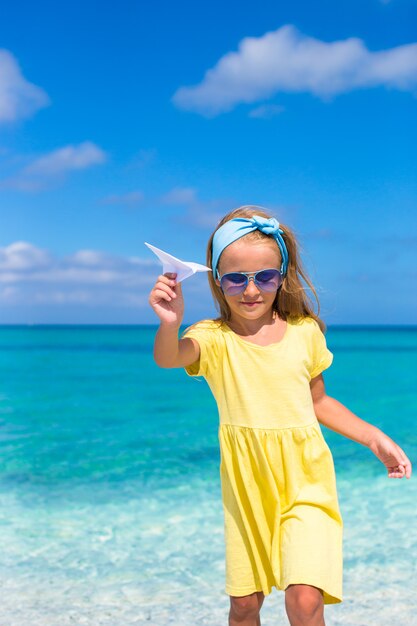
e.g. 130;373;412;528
149;271;200;369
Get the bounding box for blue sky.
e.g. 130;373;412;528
0;0;416;325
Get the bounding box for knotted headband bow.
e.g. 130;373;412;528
211;214;289;280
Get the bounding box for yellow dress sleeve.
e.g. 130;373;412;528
181;320;219;379
309;319;334;379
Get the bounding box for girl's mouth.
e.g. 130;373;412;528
240;302;261;307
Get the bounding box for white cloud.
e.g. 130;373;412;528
0;241;158;307
248;103;285;118
0;49;50;123
160;187;198;205
102;190;144;207
68;250;118;267
159;187;292;229
172;24;417;116
1;142;107;191
0;241;51;270
32;289;93;304
159;186;229;227
24;142;106;176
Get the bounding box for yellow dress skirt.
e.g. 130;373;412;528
218;420;343;605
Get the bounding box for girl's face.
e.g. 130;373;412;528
215;239;281;324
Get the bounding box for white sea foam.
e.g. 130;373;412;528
0;472;415;625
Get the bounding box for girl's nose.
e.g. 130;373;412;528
243;277;260;295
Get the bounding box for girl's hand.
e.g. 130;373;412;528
369;431;412;479
148;272;184;326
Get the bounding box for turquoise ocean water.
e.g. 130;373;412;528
0;325;416;626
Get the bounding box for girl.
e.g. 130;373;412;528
149;205;412;626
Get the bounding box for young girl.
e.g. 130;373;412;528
149;205;412;626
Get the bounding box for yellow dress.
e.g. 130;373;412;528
182;315;343;605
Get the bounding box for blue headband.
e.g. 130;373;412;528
212;214;289;279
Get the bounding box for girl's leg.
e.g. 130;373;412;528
284;584;325;626
229;591;265;626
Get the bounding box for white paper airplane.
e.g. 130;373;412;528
144;242;211;283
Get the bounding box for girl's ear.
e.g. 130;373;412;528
214;271;221;287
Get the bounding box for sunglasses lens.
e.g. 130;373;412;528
221;273;247;295
255;269;282;291
220;270;283;295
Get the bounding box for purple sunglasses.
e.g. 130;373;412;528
216;268;283;296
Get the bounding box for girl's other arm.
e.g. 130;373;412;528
310;374;412;479
154;324;200;369
148;271;200;369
